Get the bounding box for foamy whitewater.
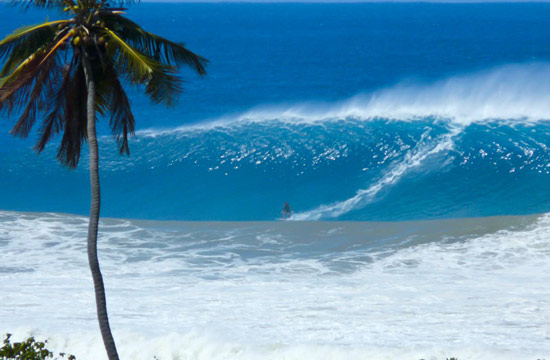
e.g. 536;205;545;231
2;3;550;360
1;211;549;360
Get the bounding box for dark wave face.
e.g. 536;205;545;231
106;119;550;220
4;73;550;220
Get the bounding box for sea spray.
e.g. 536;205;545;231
134;62;550;136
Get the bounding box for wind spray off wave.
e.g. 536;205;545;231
166;62;550;129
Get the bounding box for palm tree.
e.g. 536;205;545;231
0;0;207;359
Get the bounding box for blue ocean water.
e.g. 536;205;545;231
3;5;550;360
3;3;550;220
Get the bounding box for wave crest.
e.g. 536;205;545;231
138;62;550;137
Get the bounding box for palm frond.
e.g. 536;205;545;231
101;14;207;74
103;65;135;155
145;32;207;75
10;50;62;138
38;30;71;67
105;29;158;81
57;58;87;168
11;0;73;9
34;62;73;153
0;31;66;116
144;66;182;106
94;81;110;117
0;47;50;115
0;48;44;87
104;29;182;105
4;0;207;168
0;20;68;61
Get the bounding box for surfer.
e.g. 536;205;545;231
281;202;293;219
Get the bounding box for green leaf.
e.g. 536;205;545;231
100;14;207;74
103;28;182;105
0;20;68;61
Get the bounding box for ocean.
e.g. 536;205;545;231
1;2;550;359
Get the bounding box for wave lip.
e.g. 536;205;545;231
243;62;550;125
137;62;550;138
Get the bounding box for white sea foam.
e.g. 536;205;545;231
1;211;549;360
138;63;550;137
292;126;462;220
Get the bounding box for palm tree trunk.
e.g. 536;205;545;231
82;56;120;360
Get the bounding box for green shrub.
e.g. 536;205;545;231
0;334;75;360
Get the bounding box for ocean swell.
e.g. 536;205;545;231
3;64;550;220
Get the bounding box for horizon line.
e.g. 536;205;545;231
139;1;550;2
137;0;550;3
3;0;550;3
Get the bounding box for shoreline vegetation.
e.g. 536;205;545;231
0;334;464;360
2;334;548;360
0;334;75;360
